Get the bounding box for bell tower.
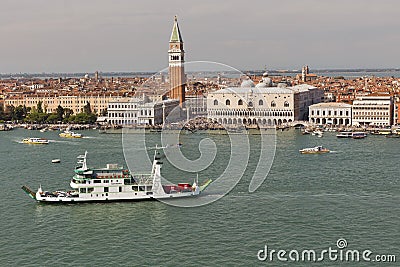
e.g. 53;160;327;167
168;15;186;105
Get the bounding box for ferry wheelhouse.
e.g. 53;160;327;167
22;150;211;203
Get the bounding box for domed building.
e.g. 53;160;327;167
207;78;323;126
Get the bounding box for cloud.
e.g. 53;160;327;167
0;0;399;72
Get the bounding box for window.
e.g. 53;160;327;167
79;188;86;193
88;188;94;193
104;187;109;193
119;187;122;192
271;101;276;107
259;99;263;106
284;101;289;108
94;180;101;184
225;99;230;106
248;101;253;107
213;99;218;105
238;99;243;105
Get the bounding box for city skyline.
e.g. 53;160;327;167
1;0;399;73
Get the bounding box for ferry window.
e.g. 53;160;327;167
132;186;138;191
119;187;122;192
104;180;109;183
147;186;152;191
104;187;109;193
88;188;94;193
94;180;101;184
79;188;86;193
139;186;145;191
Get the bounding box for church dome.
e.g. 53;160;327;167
241;79;255;88
256;81;267;88
262;77;273;86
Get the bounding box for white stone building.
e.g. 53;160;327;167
207;76;323;125
309;102;352;126
107;98;179;126
352;95;393;126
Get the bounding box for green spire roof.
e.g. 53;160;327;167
170;15;183;43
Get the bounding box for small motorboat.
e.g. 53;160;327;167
299;146;330;154
52;159;61;163
59;130;82;138
22;138;49;145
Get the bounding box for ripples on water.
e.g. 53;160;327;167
0;129;398;266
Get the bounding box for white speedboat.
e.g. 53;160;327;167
59;130;82;138
299;146;330;154
22;150;212;203
21;138;49;145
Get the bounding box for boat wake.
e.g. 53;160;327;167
329;150;340;153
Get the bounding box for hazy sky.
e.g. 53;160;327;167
1;0;399;73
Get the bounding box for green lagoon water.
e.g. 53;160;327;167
0;128;398;266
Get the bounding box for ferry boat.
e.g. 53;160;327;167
22;150;212;203
21;137;49;145
377;129;392;135
299;146;330;154
59;130;82;138
351;132;367;139
336;131;352;138
336;131;367;139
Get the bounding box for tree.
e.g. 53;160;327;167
37;101;43;114
83;102;92;114
56;105;64;121
46;113;59;123
101;108;108;116
6;105;15;121
63;108;73;122
14;105;25;121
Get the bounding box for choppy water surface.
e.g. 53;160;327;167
0;129;398;266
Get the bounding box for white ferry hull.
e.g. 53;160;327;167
35;191;199;203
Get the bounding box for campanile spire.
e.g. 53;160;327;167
168;15;186;105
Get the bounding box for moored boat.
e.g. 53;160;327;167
299;146;330;154
59;130;82;138
336;131;352;138
385;133;400;138
22;150;212;203
351;132;367;139
21;138;49;145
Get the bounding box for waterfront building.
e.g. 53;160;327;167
352;95;394;126
394;97;400;125
309;102;352;126
185;95;207;118
168;16;186;106
4;94;130;115
107;98;179;125
207;75;323;125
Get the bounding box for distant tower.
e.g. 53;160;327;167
168;15;186;105
95;71;99;82
301;66;306;82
